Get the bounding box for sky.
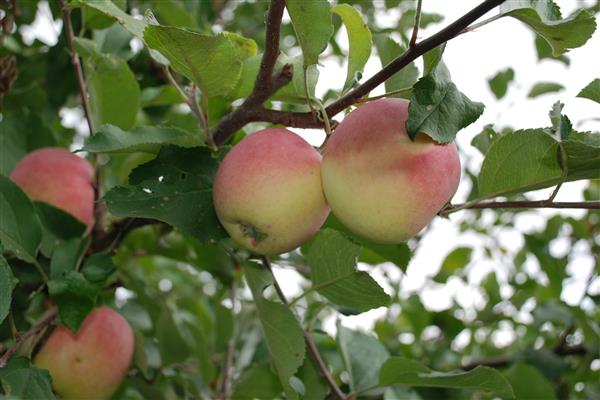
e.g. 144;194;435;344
18;1;600;338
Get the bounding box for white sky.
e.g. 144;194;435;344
19;1;600;337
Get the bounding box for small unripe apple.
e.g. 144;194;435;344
34;307;134;400
213;128;330;255
10;147;95;227
321;98;461;243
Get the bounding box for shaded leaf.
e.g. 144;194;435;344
156;307;190;365
49;237;89;280
471;125;500;155
304;229;390;314
140;85;184;107
0;255;18;324
379;357;514;399
232;364;283;400
331;4;372;91
0;175;41;263
286;0;334;67
373;34;418;98
244;262;305;399
0;357;56;400
104;146;226;242
503;363;557;400
535;35;570;65
34;203;86;258
47;271;97;332
433;247;472;283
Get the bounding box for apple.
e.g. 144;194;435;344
321;98;461;243
213;128;330;255
34;307;134;400
10;147;95;227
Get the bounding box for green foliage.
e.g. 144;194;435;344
2;1;600;399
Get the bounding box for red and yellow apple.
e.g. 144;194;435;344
34;307;134;400
10;147;95;227
213;128;330;255
321;98;461;243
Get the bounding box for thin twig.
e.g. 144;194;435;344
211;0;506;145
409;0;423;48
441;200;600;216
0;307;58;368
261;257;347;400
354;87;413;103
57;0;94;136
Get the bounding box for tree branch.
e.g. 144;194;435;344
57;0;94;136
441;200;600;216
0;307;58;368
211;0;506;145
261;257;347;400
212;0;290;147
91;218;162;254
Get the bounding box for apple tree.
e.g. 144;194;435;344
1;0;599;399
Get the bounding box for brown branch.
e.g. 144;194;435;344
57;0;94;136
441;200;600;216
261;256;347;400
0;307;58;368
212;0;289;147
91;218;161;254
211;0;506;145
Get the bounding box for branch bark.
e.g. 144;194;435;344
261;257;347;400
0;307;58;368
211;0;506;145
441;200;600;216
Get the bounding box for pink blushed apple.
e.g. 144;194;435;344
10;147;95;227
321;98;461;243
34;307;134;400
213;128;330;255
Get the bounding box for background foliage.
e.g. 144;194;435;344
1;0;600;399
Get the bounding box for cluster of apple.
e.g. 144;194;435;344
6;98;459;398
213;98;461;255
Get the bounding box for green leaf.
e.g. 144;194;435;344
527;82;564;98
373;34;418;98
535;35;570;65
81;252;117;285
0;357;56;400
49;237;89;280
74;38;140;130
471;125;500;155
286;0;333;67
563;131;600;181
0;110;56;176
0;175;42;263
232;364;283;400
379;357;514;399
488;68;515;99
407;62;484;143
34;203;86;258
331;4;372;91
141;85;184;107
48;271;98;332
433;247;472;283
304;229;390;314
296;357;328;400
500;1;596;56
244;262;306;400
503;363;557;400
156;307;190;365
577;78;600;104
144;26;256;97
104;145;225;242
338;323;390;392
477;129;562;198
83;124;200;154
548;101;572;141
0;255;18;324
